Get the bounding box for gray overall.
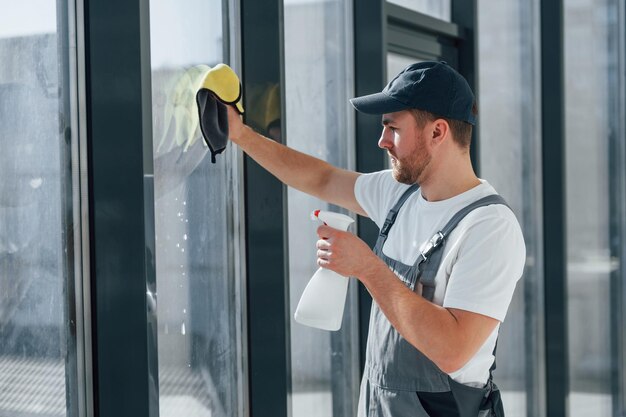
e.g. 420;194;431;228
359;184;508;417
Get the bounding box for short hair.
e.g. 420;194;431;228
409;103;477;150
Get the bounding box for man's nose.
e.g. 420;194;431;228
378;127;392;149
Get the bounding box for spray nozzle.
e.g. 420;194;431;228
311;210;354;231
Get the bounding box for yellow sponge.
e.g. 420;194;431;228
198;63;244;114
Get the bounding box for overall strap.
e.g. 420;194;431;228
417;194;511;299
440;194;510;237
374;184;419;252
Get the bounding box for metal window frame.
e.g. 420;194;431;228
342;0;363;411
521;2;547;416
64;0;93;415
240;0;291;416
610;1;626;415
226;0;251;416
83;1;157;416
540;1;569;417
353;0;386;373
620;2;626;413
451;1;479;174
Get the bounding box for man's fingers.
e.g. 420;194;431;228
317;249;331;259
316;224;339;239
316;239;331;250
317;258;330;268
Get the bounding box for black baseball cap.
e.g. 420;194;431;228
350;61;476;125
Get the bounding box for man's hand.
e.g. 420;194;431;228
226;104;245;142
315;224;384;278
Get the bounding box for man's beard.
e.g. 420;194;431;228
390;145;431;185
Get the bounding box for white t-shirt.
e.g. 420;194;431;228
354;170;526;386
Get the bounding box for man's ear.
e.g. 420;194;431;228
431;119;450;145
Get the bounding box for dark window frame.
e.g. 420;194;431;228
83;0;158;416
240;0;291;416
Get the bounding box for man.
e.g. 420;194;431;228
225;61;525;416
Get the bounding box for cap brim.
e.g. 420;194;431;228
349;92;410;114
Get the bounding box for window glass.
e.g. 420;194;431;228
477;1;543;416
387;0;451;21
387;52;420;83
564;0;622;415
149;1;245;416
283;0;359;416
0;1;78;416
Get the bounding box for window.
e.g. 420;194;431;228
149;0;245;415
477;1;543;416
564;0;623;415
283;0;359;415
0;1;81;416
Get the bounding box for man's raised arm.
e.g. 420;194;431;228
227;105;366;217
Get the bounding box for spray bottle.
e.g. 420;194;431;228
294;210;355;331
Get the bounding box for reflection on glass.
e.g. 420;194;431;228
477;1;542;416
149;1;243;416
565;0;620;415
387;0;451;21
284;0;359;416
0;1;76;417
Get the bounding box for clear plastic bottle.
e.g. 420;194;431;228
294;210;355;331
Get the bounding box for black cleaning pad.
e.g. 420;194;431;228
196;89;229;163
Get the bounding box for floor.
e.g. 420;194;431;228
0;356;615;417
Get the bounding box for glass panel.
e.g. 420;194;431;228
149;1;244;416
387;0;451;22
283;0;359;416
477;1;543;416
387;52;420;83
0;1;78;417
565;0;622;415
